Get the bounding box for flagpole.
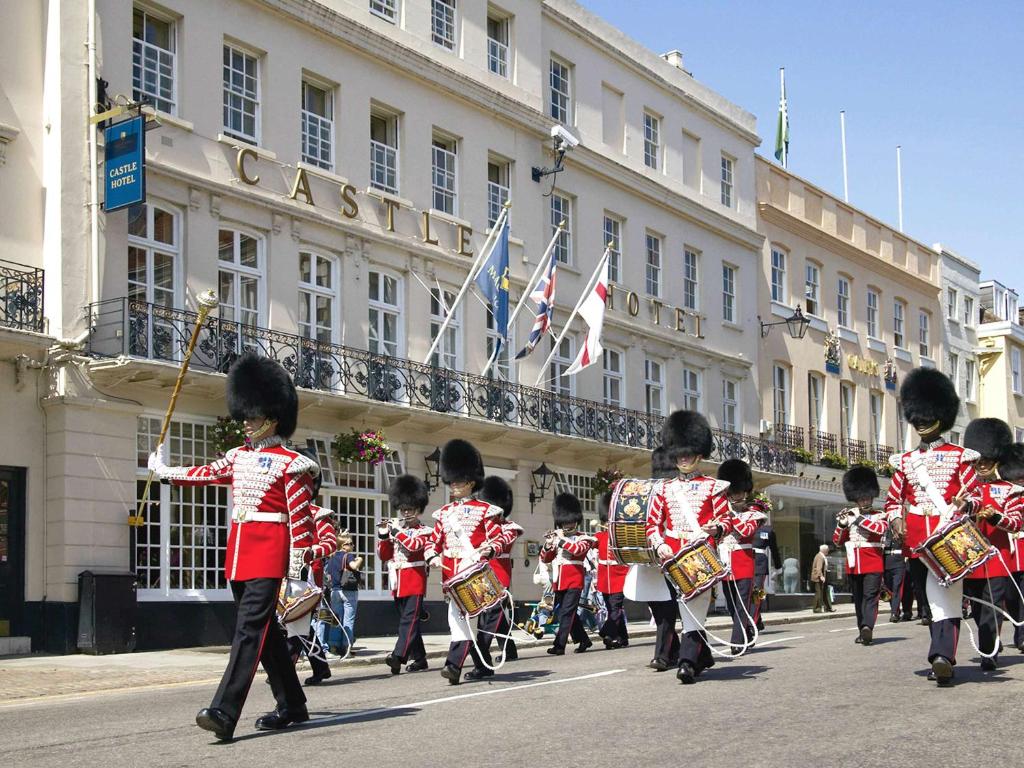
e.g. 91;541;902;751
896;145;904;232
780;67;787;168
840;110;849;203
480;221;564;377
422;203;509;365
533;247;611;387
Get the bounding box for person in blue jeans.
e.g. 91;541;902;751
324;535;363;655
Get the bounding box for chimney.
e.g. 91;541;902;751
661;50;685;71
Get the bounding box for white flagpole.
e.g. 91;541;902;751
896;145;904;232
479;221;564;377
422;204;509;365
780;68;788;169
533;247;611;387
840;110;849;203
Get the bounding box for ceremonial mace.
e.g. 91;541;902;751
130;290;220;527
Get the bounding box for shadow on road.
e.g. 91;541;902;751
703;664;771;681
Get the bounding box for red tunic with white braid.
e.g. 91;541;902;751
159;437;319;581
721;503;768;580
645;474;732;555
306;504;338;587
832;510;889;575
540;533;596;590
593;530;629;594
489;520;524;589
966;482;1024;579
424;498;504;581
883;441;981;558
377;521;431;597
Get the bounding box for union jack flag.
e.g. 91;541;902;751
515;250;558;360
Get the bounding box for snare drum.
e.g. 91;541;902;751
913;516;997;586
662;538;730;602
608;478;660;566
443;561;507;618
277;577;322;624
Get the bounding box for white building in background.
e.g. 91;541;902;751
0;0;785;651
934;245;981;444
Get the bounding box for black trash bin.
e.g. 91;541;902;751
77;571;137;654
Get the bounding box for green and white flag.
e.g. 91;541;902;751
774;67;789;167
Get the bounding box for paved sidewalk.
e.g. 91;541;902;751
0;605;857;704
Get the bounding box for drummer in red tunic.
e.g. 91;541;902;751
996;444;1024;651
540;493;596;655
834;466;888;646
962;419;1024;670
148;354;318;740
645;411;732;684
595;491;631;649
883;368;981;687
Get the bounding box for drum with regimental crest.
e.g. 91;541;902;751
277;577;322;624
608;478;660;566
913;516;997;586
443;561;507;617
662;538;730;602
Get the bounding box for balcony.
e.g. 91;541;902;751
840;437;868;464
85;298;796;475
773;423;805;451
0;260;44;333
809;428;838;460
873;444;894;467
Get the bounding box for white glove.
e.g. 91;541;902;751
656;544;673;562
148;442;169;474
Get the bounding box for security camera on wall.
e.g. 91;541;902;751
550;124;580;151
534;125;579;185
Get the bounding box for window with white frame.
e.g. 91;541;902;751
549;57;572;124
643;111;661;170
682;367;702;411
222;44;260;144
551;192;572;264
837;277;851;328
298;252;337;343
603;349;624;408
963;296;975;327
370;111;399;195
645;232;662;297
808;373;824;433
773;364;790;426
553;471;596;517
485;304;513;382
645;358;664;416
128;203;179;360
370;0;398;23
1013;348;1022;394
866;289;880;338
549;336;575;397
869;391;883;451
771;247;787;303
431;133;458;215
132;7;176;114
487;159;510;228
894;300;906;349
429;287;460;370
722;378;739;433
368;270;401;357
1017;427;1024;443
947;351;959;383
919;311;930;358
431;0;457;51
840;382;855;440
486;12;509;78
301;80;334;170
947;287;959;321
720;154;734;207
604;214;623;283
896;399;907;450
804;262;820;316
682;248;700;310
136;416;230;598
217;229;262;338
722;264;736;323
963;359;976;402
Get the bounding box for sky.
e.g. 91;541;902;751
579;0;1024;287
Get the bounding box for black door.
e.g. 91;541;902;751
0;468;26;637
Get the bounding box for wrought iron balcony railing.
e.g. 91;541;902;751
1;260;45;333
809;428;838;459
841;437;868;464
84;298;796;475
773;423;805;451
873;444;895;467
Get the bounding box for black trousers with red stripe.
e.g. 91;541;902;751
391;594;427;664
472;600;516;669
649;599;680;664
909;558;932;620
599;592;629;645
213;578;305;722
964;577;1008;660
552;588;590;651
724;578;754;647
850;572;882;631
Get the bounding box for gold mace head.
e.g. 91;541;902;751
196;290;219;311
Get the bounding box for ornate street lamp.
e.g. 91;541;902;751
423;447;441;491
759;304;811;339
528;462;555;514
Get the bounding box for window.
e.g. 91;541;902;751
896;399;907;450
553;471;596;519
222;44;260;144
486;305;513;382
837;277;851;328
1013;348;1022;395
682;367;702;411
370;111;399;195
217;229;262;337
645;232;662;297
603;214;623;283
722;264;736;323
1017;427;1024;443
431;134;458;215
894;300;906;349
804;263;820;315
645;359;664;416
963;359;976;402
298;252;337;343
773;365;790;426
722;378;739;433
720;154;734;207
840;382;855;440
370;0;398;22
643;112;661;170
487;159;510;228
368;271;401;357
808;373;824;432
771;248;787;303
128;203;179;359
301;80;334;170
866;289;879;338
603;349;624;408
549;57;572;124
549;336;575;397
869;391;883;451
947;287;959;321
132;7;176;114
683;248;699;310
947;352;959;383
431;0;457;50
964;296;975;327
551;193;572;264
487;13;509;78
919;311;930;358
429;287;460;370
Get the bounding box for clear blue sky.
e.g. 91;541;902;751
580;0;1024;288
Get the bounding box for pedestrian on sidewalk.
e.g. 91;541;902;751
811;544;834;613
325;534;364;655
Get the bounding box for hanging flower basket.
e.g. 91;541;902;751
210;417;246;457
333;429;391;467
592;466;624;497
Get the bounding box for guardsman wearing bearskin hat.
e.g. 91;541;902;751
148;353;319;740
645;411;732;684
423;439;504;685
883;368;981;687
540;492;596;655
996;444;1024;651
595;491;631;649
379;474;432;675
834;466;888;646
962;419;1024;670
643;446;683;670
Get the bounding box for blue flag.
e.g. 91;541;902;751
474;220;510;353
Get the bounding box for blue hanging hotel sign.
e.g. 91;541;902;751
103;115;146;212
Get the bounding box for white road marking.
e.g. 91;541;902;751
755;635;804;647
830;627;859;633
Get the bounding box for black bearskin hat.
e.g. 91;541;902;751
842;466;880;503
296;447;323;496
226;353;299;438
661;410;712;461
598;491;613;524
650;446;677;480
717;459;753;494
440;439;485;490
553;492;583;528
388;474;430;512
479;475;514;519
963;418;1013;461
899;367;959;434
999;444;1024;484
